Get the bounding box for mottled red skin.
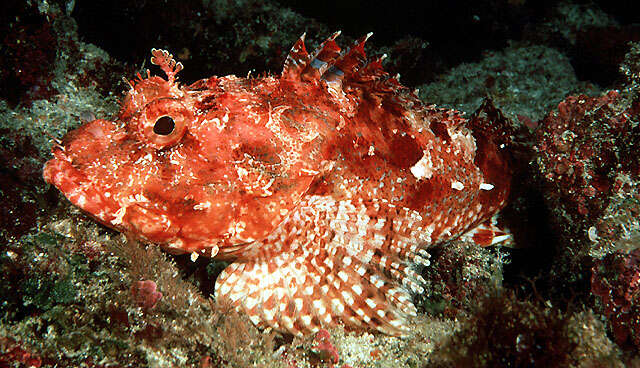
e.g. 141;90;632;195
45;52;508;254
44;39;511;335
45;72;327;256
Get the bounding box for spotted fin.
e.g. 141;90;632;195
324;32;371;82
282;32;381;83
281;32;410;111
301;31;342;81
214;195;429;336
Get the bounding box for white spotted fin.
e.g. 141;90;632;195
214;195;429;336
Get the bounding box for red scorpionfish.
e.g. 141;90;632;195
44;33;511;336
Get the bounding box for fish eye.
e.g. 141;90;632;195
153;116;175;136
136;99;192;149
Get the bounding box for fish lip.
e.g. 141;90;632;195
43;156;118;226
43;156;174;234
43;155;194;251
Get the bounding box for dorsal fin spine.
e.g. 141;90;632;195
282;32;404;97
349;53;388;84
301;31;342;81
322;32;373;85
282;33;310;79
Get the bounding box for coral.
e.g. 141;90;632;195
527;43;640;356
427;293;623;367
533;1;618;46
587;165;640;353
528;1;631;86
417;43;599;122
536;90;636;222
0;337;44;368
416;239;506;317
620;42;640;85
310;329;339;366
589;174;640;258
534;89;640;279
276;317;455;368
0;215;283;367
130;280;163;311
530;87;640;316
591;248;640;350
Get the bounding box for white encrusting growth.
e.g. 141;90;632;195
409;150;434;180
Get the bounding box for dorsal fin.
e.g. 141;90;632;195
150;48;183;83
371;73;404;94
351;53;388;83
282;33;310;79
300;31;342;81
323;32;372;84
280;33;405;100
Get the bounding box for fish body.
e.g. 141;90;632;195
44;33;511;335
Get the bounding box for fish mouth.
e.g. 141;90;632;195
43;153;119;226
43;154;193;250
43;147;224;256
42;118;123;224
43;118;181;244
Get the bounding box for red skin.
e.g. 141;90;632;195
44;39;511;335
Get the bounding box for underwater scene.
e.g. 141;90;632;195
1;0;640;366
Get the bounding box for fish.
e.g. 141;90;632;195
43;32;512;336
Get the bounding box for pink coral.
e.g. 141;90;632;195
311;329;339;366
130;280;163;310
0;337;43;367
536;90;640;222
